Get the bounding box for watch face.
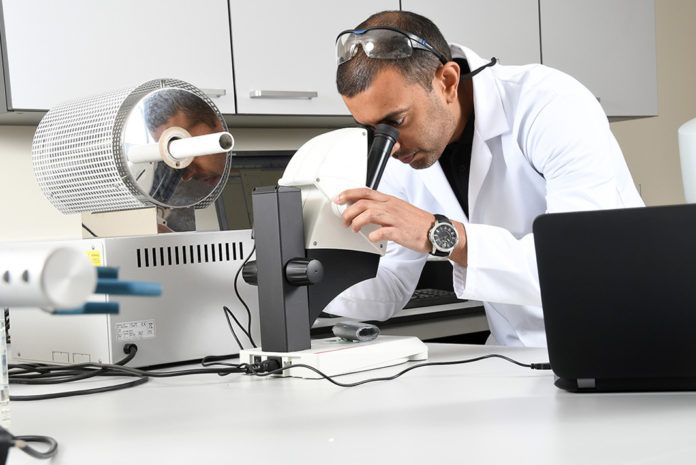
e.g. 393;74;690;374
433;224;457;249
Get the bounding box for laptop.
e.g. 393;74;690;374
533;204;696;392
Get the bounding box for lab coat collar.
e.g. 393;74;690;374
450;44;509;141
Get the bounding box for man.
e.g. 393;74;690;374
142;90;229;231
324;11;644;347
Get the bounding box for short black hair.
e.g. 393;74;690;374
336;11;451;98
143;89;219;134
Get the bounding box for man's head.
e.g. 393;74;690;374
337;11;470;170
144;90;227;185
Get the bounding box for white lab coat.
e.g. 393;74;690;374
324;45;644;347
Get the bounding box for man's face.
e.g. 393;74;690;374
342;66;457;170
153;111;227;185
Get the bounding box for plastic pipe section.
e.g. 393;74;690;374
127;131;234;164
366;124;400;190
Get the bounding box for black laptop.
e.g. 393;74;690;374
533;204;696;392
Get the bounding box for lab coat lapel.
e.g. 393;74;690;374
468;131;492;218
455;45;509;218
417;162;466;223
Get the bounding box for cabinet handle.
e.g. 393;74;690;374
201;88;227;98
249;90;318;100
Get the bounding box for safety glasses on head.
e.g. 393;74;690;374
335;27;449;66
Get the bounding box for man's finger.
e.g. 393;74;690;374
334;187;386;204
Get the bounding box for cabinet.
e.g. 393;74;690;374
1;0;236;113
0;0;658;120
400;0;541;65
539;0;657;116
229;0;397;116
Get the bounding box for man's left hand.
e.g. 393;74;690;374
335;188;437;254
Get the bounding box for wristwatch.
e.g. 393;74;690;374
428;214;459;257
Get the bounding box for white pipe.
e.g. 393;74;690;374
169;132;234;159
126;131;234;164
126;143;161;164
0;247;96;308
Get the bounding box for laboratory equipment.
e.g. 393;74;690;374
10;79;258;367
239;125;427;377
1;244;161;425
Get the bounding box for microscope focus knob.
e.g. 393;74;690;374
285;258;324;286
241;260;258;286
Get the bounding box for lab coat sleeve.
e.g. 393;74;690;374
322;158;428;321
454;89;636;307
322;242;427;320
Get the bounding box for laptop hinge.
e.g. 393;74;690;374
577;378;596;389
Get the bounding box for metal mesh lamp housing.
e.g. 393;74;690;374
32;79;231;214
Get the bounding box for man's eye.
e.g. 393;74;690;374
389;118;404;128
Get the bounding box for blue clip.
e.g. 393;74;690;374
96;267;119;280
54;302;119;315
95;279;162;297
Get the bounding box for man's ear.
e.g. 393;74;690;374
435;61;461;104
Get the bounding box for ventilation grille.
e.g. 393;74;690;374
135;242;245;268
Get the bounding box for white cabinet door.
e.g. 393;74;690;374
400;0;541;65
2;0;236;113
229;0;397;116
540;0;657;116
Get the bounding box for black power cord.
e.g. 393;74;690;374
8;344;257;401
9;344;147;401
9;343;550;401
239;354;551;388
0;425;58;462
222;243;258;349
81;223;98;237
232;244;257;347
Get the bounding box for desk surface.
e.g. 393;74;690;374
7;343;696;465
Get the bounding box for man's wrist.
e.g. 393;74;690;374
448;221;468;267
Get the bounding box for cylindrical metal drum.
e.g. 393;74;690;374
32;79;232;213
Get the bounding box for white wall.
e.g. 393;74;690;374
0;125;81;241
610;0;696;205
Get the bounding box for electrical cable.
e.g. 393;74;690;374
9;344;148;401
233;244;257;347
81;223;98;237
223;306;256;348
244;354;552;388
8;346;550;400
0;426;59;460
12;434;59;459
222;306;244;349
8;344;254;401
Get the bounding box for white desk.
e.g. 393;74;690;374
6;343;696;465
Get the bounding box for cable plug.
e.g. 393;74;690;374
530;362;552;370
248;358;282;374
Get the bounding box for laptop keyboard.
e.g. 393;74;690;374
403;288;466;309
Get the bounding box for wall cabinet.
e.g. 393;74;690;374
539;0;657;116
401;0;541;65
1;0;236;113
0;0;658;120
229;0;397;116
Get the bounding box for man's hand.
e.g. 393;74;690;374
335;188;467;267
336;188;433;253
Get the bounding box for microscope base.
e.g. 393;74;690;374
239;335;428;379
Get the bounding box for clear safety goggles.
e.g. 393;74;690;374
335;27;449;66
